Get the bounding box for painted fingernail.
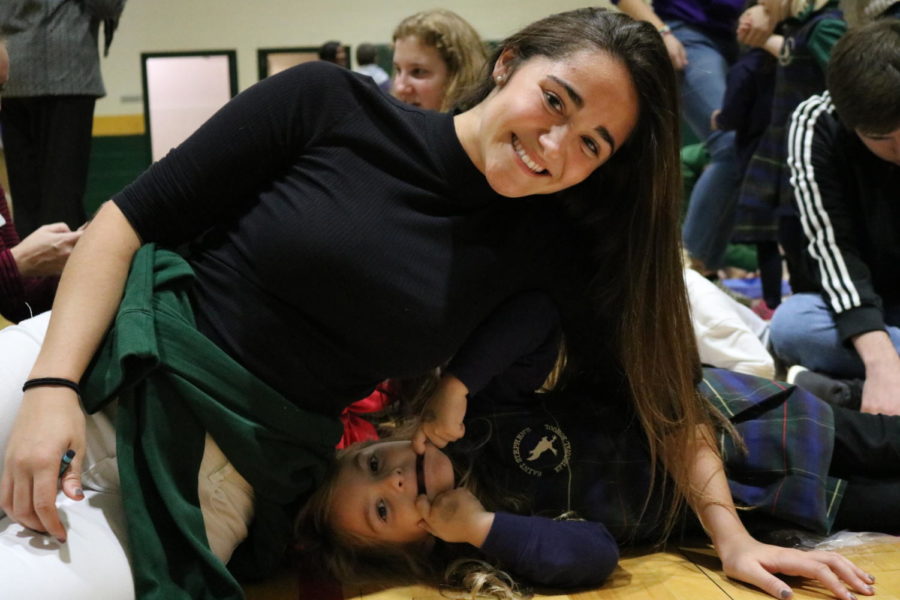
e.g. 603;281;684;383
75;488;84;497
780;590;792;599
56;537;66;544
867;574;876;583
866;585;875;594
849;594;858;600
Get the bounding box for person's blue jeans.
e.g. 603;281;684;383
770;292;900;376
673;21;741;270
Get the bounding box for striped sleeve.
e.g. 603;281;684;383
787;92;886;343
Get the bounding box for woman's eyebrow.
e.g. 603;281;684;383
547;75;617;153
548;75;583;108
596;126;616;154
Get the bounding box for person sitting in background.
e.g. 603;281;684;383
685;267;775;378
714;6;783;312
318;40;346;67
770;17;900;415
733;0;846;308
613;0;758;277
0;38;81;323
391;8;487;111
0;192;81;323
353;42;390;92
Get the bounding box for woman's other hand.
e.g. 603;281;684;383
10;223;83;277
415;487;494;547
411;374;468;453
0;386;86;542
718;534;876;600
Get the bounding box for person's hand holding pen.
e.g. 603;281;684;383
0;383;86;543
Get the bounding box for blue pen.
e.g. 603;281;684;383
58;449;75;478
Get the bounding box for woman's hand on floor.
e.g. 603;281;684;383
718;534;876;600
0;386;86;542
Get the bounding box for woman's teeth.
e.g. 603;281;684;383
513;136;546;174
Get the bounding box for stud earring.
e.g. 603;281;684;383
495;73;507;85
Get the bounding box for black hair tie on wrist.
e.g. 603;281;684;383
22;377;82;397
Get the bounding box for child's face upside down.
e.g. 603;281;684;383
329;441;456;544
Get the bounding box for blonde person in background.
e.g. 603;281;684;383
391;8;487;111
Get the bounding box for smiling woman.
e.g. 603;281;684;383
454;50;639;197
0;7;712;600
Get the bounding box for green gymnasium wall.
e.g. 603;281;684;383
85;134;149;216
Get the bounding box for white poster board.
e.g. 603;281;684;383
143;53;236;162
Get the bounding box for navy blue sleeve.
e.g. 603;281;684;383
716;50;772;132
480;512;619;588
446;291;561;396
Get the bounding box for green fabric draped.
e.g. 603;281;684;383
82;244;342;599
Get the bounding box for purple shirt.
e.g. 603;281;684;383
613;0;745;36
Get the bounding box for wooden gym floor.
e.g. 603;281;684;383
246;535;900;600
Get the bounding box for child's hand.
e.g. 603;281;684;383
415;488;495;547
737;5;774;47
412;374;468;454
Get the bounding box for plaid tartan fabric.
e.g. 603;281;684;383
733;6;843;243
700;368;846;533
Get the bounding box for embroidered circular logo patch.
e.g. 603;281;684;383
512;423;572;477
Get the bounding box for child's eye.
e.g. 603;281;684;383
582;136;599;157
544;90;563;113
376;499;388;521
368;454;380;473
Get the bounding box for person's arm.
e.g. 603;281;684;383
412;292;561;453
614;0;688;69
685;426;875;600
480;513;618;588
0;202;140;542
851;330;900;415
417;488;618;589
714;59;757;132
788;95;899;415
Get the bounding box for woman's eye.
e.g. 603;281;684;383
411;68;427;78
544;91;563;112
368;454;379;473
376;499;388;521
582;136;599;156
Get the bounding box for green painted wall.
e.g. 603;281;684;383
84;135;149;217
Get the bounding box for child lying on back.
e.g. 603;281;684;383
298;292;885;599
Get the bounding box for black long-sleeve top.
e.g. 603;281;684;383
787;92;900;342
113;62;570;415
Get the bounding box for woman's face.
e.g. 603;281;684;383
457;48;640;198
392;35;450;110
329;441;455;544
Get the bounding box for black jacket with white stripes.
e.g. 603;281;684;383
787;91;900;344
